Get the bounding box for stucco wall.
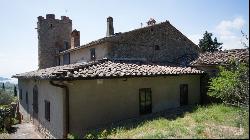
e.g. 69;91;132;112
68;75;200;136
18;79;65;139
68;43;109;64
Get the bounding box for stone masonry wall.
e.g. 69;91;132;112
37;14;72;69
107;21;200;65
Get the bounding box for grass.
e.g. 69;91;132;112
79;104;249;139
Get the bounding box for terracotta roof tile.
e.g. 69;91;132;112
191;49;249;66
13;58;203;80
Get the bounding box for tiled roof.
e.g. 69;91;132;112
190;49;249;66
13;58;204;80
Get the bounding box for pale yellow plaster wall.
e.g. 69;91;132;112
18;79;65;138
68;75;200;135
69;43;109;64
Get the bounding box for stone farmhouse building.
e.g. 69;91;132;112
13;14;249;138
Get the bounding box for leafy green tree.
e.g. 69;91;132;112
198;31;223;52
208;60;249;108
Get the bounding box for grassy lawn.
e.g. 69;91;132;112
79;104;249;139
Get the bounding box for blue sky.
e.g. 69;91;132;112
0;0;249;82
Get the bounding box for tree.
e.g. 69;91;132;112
208;60;249;108
198;31;223;53
2;83;5;91
14;86;17;97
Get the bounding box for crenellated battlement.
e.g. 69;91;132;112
37;14;72;23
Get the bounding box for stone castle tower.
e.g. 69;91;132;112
37;14;72;69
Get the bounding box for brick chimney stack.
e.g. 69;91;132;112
106;16;114;37
71;29;80;49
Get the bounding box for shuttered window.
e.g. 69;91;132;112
45;100;50;122
19;89;22;100
26;92;28;104
139;88;152;115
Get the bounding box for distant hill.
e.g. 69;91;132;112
0;77;11;81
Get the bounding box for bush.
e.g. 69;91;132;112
0;93;16;106
0;91;18;132
208;60;249;108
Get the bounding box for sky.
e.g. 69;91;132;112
0;0;249;82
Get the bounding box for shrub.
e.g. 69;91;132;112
208;60;249;108
0;92;18;132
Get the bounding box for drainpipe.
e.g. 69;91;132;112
49;81;69;139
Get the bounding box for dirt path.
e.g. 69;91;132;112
9;122;42;139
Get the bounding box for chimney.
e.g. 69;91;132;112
71;29;80;49
106;16;114;37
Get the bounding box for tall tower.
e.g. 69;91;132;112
106;16;114;37
37;14;72;69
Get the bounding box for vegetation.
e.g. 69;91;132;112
0;82;18;133
67;104;248;139
208;60;249;108
198;31;223;53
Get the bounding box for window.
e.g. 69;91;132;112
33;86;38;114
19;89;22;100
90;48;96;60
180;84;188;106
63;53;70;65
139;88;152;115
155;45;160;50
26;92;28;104
50;24;53;29
57;57;61;66
45;100;50;122
63;41;69;50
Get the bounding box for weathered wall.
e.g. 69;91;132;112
68;75;200;136
37;14;72;69
69;43;109;63
107;22;200;65
18;79;65;139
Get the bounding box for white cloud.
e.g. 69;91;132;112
188;17;248;50
215;17;248;50
216;17;245;36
